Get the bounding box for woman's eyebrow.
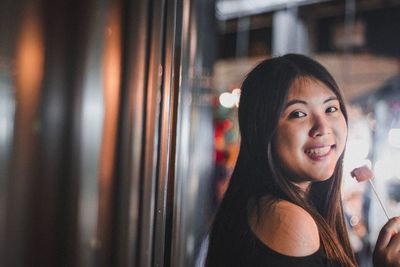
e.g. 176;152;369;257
285;99;307;108
324;96;339;103
285;96;338;108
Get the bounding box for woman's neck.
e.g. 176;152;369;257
291;181;311;198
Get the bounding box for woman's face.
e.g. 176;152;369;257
274;77;347;191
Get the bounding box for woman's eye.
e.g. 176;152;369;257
289;111;306;119
326;106;339;113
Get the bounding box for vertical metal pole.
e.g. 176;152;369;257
111;0;150;265
151;0;184;265
272;5;310;56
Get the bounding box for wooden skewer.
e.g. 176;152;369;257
368;179;390;220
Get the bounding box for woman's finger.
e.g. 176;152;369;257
376;217;400;250
388;233;400;252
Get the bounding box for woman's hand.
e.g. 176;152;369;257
373;217;400;267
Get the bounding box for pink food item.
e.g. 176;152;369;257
350;165;374;182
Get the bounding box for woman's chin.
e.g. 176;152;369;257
312;174;334;182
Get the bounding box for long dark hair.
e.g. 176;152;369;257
206;54;357;267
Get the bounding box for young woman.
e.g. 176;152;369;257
206;54;400;267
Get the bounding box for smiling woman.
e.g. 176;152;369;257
205;54;400;267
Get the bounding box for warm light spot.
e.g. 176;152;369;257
219;92;234;108
15;7;44;114
219;89;241;109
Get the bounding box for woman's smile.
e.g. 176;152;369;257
304;144;335;161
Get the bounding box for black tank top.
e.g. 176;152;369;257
250;233;342;267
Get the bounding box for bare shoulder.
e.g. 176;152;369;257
249;199;320;257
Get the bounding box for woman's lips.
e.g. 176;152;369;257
304;145;335;161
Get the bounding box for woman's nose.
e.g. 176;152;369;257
309;116;331;138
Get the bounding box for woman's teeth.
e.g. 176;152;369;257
305;146;331;156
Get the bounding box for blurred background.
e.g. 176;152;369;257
1;0;400;266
